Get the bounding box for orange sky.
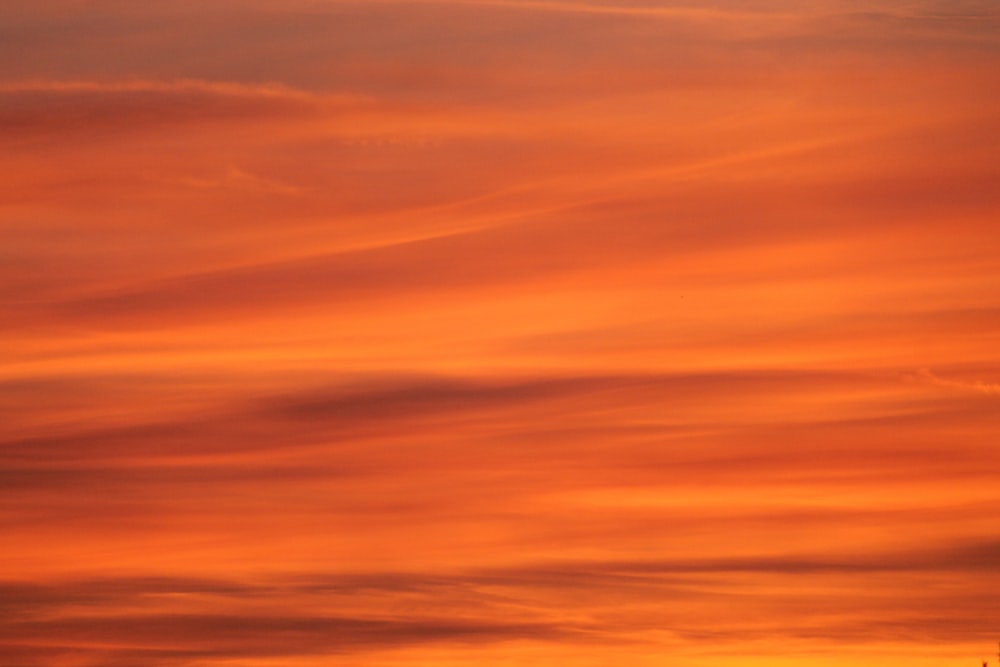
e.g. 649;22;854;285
2;1;1000;666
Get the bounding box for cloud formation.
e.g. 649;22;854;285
3;1;1000;667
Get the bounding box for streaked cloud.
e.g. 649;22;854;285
2;1;999;666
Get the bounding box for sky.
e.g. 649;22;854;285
2;1;1000;666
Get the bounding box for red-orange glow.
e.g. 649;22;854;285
3;2;999;666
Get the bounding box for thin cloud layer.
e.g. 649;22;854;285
2;1;999;666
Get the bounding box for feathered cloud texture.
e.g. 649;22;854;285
2;1;999;666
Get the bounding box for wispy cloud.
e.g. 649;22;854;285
3;1;1000;666
908;368;1000;396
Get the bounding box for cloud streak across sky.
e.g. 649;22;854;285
2;1;999;666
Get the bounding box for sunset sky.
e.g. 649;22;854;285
2;1;1000;666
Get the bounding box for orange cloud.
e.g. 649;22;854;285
3;1;1000;666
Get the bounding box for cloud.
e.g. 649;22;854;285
3;1;1000;665
3;537;999;665
0;613;567;663
908;368;1000;396
561;538;1000;575
0;368;882;465
0;79;351;144
0;575;572;664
